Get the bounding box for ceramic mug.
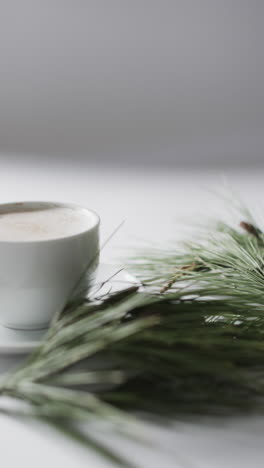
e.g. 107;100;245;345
0;201;100;330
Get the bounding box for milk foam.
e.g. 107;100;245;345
0;203;96;241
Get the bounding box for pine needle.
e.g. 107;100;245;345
2;205;264;465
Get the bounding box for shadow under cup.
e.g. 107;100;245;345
0;202;100;330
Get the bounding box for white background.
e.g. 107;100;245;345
0;2;263;465
0;160;264;467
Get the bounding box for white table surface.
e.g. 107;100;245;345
0;159;264;468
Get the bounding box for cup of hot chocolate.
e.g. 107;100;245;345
0;201;100;329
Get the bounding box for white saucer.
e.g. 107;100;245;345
0;264;139;355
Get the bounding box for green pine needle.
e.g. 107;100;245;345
2;207;264;465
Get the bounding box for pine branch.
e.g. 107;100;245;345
1;206;264;465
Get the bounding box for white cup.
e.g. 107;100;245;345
0;201;100;330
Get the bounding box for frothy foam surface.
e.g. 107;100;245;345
0;203;96;241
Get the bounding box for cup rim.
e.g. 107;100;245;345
0;201;100;244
